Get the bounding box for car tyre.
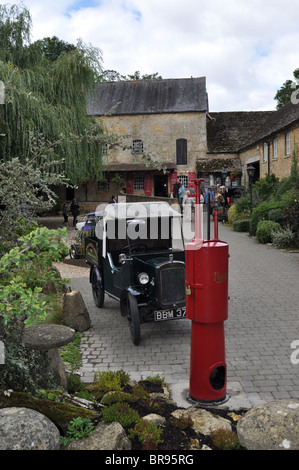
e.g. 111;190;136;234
69;244;79;259
91;269;104;308
126;293;140;345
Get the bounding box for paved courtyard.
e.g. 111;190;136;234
56;221;299;410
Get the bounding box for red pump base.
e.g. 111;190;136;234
187;322;229;406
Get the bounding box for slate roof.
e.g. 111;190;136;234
87;77;208;116
206;111;275;153
207;101;299;153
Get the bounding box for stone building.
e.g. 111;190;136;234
83;77;208;206
56;77;299;211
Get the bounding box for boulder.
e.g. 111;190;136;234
22;324;76;390
22;324;76;350
171;406;231;435
65;422;131;450
237;400;299;450
0;407;60;450
63;290;91;332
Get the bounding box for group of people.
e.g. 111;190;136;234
172;179;230;223
62;199;80;228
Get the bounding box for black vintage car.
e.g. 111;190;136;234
85;202;186;345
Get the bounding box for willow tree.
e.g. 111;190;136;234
0;3;116;185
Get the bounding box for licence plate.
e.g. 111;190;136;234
154;307;186;321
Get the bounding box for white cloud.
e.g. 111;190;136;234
15;0;299;111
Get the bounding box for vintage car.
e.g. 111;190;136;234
84;202;186;345
69;212;97;259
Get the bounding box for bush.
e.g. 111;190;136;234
272;229;295;249
233;218;250;232
249;201;285;236
256;220;281;244
268;208;284;223
228;204;238;224
235;194;251;214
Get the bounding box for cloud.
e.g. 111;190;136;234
17;0;299;111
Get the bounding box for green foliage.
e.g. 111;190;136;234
128;419;164;449
268;208;284;223
93;369;131;393
232;218;250;232
0;4;116;185
252;173;279;203
60;333;82;372
60;417;95;446
274;69;299;109
0;226;69;392
282;195;299;247
101;402;140;427
210;428;240;450
272;228;295;249
256;220;280;244
249;201;285;236
169;414;193;430
228;204;238;224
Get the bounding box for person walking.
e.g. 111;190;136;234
178;181;185;206
70;198;80;227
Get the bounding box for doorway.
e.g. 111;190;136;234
154;175;168;197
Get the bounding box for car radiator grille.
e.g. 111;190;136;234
157;263;185;307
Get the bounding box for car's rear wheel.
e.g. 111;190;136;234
125;293;140;345
69;244;79;259
91;269;104;308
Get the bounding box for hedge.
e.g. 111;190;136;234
256;220;281;244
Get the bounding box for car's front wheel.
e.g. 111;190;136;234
91;269;104;308
125;293;140;345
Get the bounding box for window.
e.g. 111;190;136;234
133;139;143;154
134;175;144;190
98;178;109;190
179;175;188;188
285;132;291;155
273;138;278;160
263;142;268;162
176;138;187;165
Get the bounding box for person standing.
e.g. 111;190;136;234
178;181;185;205
70;198;80;227
62;203;68;228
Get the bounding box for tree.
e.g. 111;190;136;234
100;69;162;82
0;4;116;185
274;69;299;109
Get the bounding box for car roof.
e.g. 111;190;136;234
101;202;182;221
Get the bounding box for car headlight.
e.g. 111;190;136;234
138;272;149;285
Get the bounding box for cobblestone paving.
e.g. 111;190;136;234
54;219;299;409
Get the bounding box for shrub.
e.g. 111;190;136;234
93;369;131;393
256;220;280;244
249;201;285;236
272;228;295;249
128;419;164;449
210;428;240;450
228;204;238;224
60;417;95;446
101;402;140;427
268;208;284;223
235;194;251;214
233;218;250;232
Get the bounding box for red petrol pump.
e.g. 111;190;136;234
185;179;229;405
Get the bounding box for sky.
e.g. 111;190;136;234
13;0;299;112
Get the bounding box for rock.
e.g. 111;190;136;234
65;422;131;450
22;324;76;390
63;290;91;332
171;406;231;435
22;324;76;350
237;400;299;450
0;407;60;450
142;413;166;426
